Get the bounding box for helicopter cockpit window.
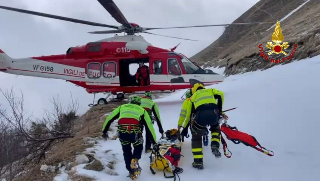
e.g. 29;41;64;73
87;63;101;78
103;62;116;78
153;60;162;74
168;58;182;75
180;55;201;74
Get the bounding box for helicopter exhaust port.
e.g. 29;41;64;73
126;41;149;54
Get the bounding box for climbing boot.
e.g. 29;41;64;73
130;158;141;178
192;161;204;170
128;172;137;180
211;145;221;158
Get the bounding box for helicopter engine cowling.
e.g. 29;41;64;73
126;41;149;54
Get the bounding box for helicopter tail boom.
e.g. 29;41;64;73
0;49;11;71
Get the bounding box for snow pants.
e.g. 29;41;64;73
191;104;221;163
119;132;143;173
191;124;221;163
145;126;154;150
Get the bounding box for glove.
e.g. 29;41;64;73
181;126;187;136
153;143;159;152
160;133;165;139
222;113;229;120
102;133;108;139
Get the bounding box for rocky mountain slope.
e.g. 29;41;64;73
4;103;122;181
191;0;320;75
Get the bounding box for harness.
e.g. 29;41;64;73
117;124;142;134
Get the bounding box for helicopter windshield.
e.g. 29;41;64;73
180;55;203;74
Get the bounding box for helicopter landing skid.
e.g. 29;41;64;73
88;92;128;107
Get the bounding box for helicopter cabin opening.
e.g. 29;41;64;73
119;58;150;87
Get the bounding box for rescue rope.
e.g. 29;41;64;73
220;135;232;158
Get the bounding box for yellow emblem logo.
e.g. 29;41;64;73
266;21;289;55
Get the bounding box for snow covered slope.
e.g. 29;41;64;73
55;56;320;181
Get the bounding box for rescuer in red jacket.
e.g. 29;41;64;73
135;63;150;86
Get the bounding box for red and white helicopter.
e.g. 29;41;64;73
0;0;270;104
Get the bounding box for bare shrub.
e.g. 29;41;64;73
0;88;79;180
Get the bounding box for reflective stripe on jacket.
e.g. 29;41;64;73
178;98;190;127
102;103;157;143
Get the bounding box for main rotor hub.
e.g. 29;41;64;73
124;23;143;35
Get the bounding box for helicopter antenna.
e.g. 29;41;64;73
171;42;181;52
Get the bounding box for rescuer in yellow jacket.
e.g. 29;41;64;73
102;95;157;180
178;89;192;129
182;83;228;170
140;91;164;153
177;89;192;142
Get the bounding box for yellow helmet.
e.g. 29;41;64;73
191;83;205;94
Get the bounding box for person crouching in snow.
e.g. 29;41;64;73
102;95;157;180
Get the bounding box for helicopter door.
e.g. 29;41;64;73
167;58;185;83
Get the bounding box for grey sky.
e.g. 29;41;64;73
0;0;258;119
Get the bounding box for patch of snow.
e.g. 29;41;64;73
208;66;226;75
40;164;57;173
54;167;69;181
40;165;48;172
266;0;310;31
83;137;98;145
75;155;89;165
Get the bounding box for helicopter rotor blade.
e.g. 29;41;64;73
145;22;273;30
88;29;124;34
0;5;118;29
97;0;132;29
144;32;198;41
